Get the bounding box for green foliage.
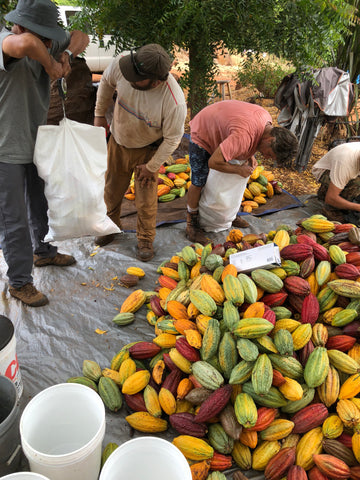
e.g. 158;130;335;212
73;0;355;116
55;0;80;5
236;53;295;98
1;0;357;116
335;0;360;83
0;0;15;24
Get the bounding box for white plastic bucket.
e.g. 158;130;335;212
0;473;50;479
20;383;105;480
99;436;192;480
0;316;23;399
0;375;21;476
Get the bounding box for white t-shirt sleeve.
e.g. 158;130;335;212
312;143;360;190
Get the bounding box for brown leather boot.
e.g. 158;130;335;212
136;240;154;262
34;252;76;267
185;211;209;245
9;283;49;307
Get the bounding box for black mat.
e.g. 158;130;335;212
120;189;304;232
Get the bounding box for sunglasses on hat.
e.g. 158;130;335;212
130;48;148;77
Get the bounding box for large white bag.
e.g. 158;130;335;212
199;160;249;233
34;117;121;241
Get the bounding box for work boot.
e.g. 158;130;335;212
136;240;154;262
185;211;209;245
34;252;76;267
94;233;116;247
9;283;49;307
232;216;250;228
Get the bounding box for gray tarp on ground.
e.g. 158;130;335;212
5;194;323;478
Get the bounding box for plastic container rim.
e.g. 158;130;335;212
20;383;105;464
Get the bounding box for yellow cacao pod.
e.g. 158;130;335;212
125;412;168;433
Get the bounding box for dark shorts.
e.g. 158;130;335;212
189;140;211;187
318;170;360;225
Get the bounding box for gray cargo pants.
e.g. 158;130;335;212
0;162;57;288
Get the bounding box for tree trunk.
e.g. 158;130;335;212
188;41;216;118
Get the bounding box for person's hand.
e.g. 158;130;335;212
238;163;254;178
58;52;72;77
135;164;157;188
248;156;258;170
45;57;64;80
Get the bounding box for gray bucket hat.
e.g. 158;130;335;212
5;0;67;42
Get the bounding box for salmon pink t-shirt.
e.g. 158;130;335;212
189;100;272;161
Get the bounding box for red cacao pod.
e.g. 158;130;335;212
169;412;208;437
301;293;320;325
281;244;313;262
264;447;296;480
326;335;357;352
288;465;308;480
195;384;233;423
291;403;329;433
129;341;161;359
284;276;311;296
175;337;201;363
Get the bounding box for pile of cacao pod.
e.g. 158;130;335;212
124;156;191;203
242;164;283;213
69;214;360;480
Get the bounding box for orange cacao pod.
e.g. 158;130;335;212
209;451;233;471
190;460;211;480
313;454;350;480
247;407;278;432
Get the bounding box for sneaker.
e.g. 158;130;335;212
136;240;154;262
232;216;250;228
9;283;49;307
94;234;116;247
33;252;76;267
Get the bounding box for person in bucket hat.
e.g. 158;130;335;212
0;0;89;307
94;44;187;262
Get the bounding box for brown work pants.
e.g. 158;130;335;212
105;135;159;242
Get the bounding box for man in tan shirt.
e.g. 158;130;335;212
94;44;187;261
312;142;360;225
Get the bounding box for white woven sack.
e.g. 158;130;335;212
199;160;249;233
34;118;120;241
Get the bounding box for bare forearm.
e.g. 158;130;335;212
208;147;253;177
325;193;360;212
67;30;89;58
4;33;52;68
211;162;251;176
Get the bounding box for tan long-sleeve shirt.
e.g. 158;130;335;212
94;53;187;172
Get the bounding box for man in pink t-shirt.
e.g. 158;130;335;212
186;100;298;244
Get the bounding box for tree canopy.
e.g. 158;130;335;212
72;0;356;116
1;0;358;115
